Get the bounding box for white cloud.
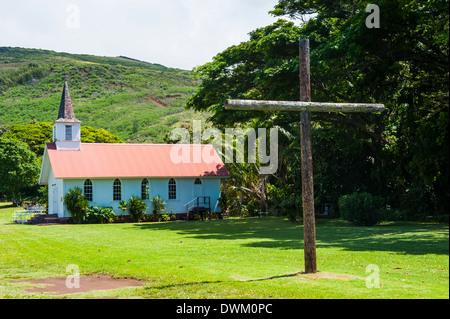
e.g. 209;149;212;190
0;0;281;70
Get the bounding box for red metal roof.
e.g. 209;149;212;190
46;143;230;179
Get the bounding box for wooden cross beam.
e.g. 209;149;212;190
224;39;384;274
224;100;385;113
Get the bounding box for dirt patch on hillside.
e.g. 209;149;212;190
144;94;182;107
16;274;146;295
145;94;168;107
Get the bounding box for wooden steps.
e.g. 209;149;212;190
188;206;211;220
29;214;70;225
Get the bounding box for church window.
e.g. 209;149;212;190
168;178;176;200
194;178;202;185
141;178;149;200
65;125;72;140
113;179;121;201
84;179;93;201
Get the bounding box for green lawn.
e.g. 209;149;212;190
0;203;448;299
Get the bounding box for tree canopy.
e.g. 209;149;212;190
187;0;449;220
0;138;40;205
0;122;123;156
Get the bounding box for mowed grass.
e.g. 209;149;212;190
0;203;448;299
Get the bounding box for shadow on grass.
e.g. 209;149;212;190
142;271;352;294
0;203;16;208
145;279;225;290
133;218;449;256
142;272;305;293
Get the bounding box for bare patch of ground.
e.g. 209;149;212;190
144;94;182;107
145;94;168;107
294;272;354;281
15;274;146;295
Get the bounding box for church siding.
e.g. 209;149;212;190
60;177;222;218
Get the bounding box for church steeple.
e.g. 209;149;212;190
57;80;77;120
52;80;82;150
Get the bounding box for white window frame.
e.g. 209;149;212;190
113;179;122;201
168;178;176;200
141;178;149;200
84;179;93;202
65;125;72;140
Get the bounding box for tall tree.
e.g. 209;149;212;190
0;138;40;205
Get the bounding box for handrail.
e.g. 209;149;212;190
184;196;210;207
184;197;199;207
184;196;211;219
13;210;45;224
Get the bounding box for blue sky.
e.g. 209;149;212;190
1;0;283;70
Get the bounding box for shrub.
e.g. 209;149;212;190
280;196;302;223
84;206;115;224
64;187;88;223
246;199;260;216
127;196;147;222
150;195;166;215
228;200;247;217
38;186;48;208
217;194;228;213
161;213;172;222
118;200;128;213
216;194;228;219
399;186;437;221
338;192;384;226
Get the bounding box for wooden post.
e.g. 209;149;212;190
222;38;384;275
299;39;317;274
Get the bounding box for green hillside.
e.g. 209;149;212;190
0;47;207;143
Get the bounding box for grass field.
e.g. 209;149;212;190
0;203;448;299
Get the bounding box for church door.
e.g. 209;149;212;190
193;178;203;198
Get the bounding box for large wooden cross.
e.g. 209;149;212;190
224;39;384;273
